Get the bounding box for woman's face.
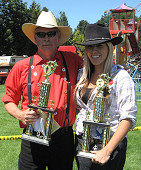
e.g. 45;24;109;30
85;43;109;68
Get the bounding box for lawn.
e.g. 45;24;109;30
0;84;141;170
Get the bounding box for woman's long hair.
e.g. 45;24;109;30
73;42;114;105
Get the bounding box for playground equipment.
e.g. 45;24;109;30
108;4;141;99
109;4;140;64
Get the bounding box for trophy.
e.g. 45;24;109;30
77;74;111;159
21;60;59;146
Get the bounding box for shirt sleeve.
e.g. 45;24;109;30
116;70;137;128
2;62;22;105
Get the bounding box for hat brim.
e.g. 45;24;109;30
22;23;72;46
75;37;123;46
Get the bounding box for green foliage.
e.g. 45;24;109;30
56;11;74;46
72;30;85;54
64;33;74;46
28;0;41;23
74;20;89;34
42;7;48;12
0;0;41;56
73;30;84;43
56;11;73;46
97;11;109;26
57;11;69;26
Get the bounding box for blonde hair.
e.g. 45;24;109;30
73;42;114;104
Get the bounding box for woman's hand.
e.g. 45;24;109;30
91;147;111;165
91;119;132;165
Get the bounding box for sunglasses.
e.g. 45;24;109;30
35;31;57;38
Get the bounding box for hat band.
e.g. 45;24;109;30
85;38;111;42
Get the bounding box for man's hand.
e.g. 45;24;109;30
4;102;40;126
21;108;40;125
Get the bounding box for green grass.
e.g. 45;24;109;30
124;102;141;170
0;84;141;170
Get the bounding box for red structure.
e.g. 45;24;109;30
108;4;141;65
58;46;83;57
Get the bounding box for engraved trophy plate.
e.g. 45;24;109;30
77;74;111;158
21;60;58;146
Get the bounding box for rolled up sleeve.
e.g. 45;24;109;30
116;70;137;129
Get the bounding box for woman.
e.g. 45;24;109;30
74;23;137;170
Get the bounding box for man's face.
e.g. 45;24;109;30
34;27;61;60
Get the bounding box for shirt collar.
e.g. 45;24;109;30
33;51;62;65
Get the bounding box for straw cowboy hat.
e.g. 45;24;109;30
22;11;72;46
75;23;123;46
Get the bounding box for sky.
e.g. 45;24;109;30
23;0;141;31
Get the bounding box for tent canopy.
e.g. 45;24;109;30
110;4;133;13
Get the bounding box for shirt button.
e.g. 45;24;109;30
31;65;34;69
37;83;40;87
63;77;67;81
62;68;66;72
34;72;37;76
64;104;67;108
64;90;67;94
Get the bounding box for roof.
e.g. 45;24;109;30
110;4;133;13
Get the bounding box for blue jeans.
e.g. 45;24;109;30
19;127;74;170
75;135;127;170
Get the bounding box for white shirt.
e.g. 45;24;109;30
75;65;137;138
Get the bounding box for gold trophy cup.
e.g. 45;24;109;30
77;74;111;158
21;60;59;146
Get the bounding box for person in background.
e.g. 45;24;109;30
74;23;137;170
2;11;82;170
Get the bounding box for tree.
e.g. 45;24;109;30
97;11;109;26
22;0;41;56
71;20;89;54
0;0;29;55
72;30;85;54
28;0;41;24
56;11;73;45
0;0;44;56
42;7;48;12
57;11;69;26
74;20;89;34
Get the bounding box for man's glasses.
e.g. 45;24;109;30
35;31;57;38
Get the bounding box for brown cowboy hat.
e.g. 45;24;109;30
75;23;123;46
22;11;72;46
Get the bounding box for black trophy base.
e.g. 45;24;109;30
77;151;95;159
21;134;49;146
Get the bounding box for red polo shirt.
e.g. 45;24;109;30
2;51;83;128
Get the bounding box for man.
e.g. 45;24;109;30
2;11;82;170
